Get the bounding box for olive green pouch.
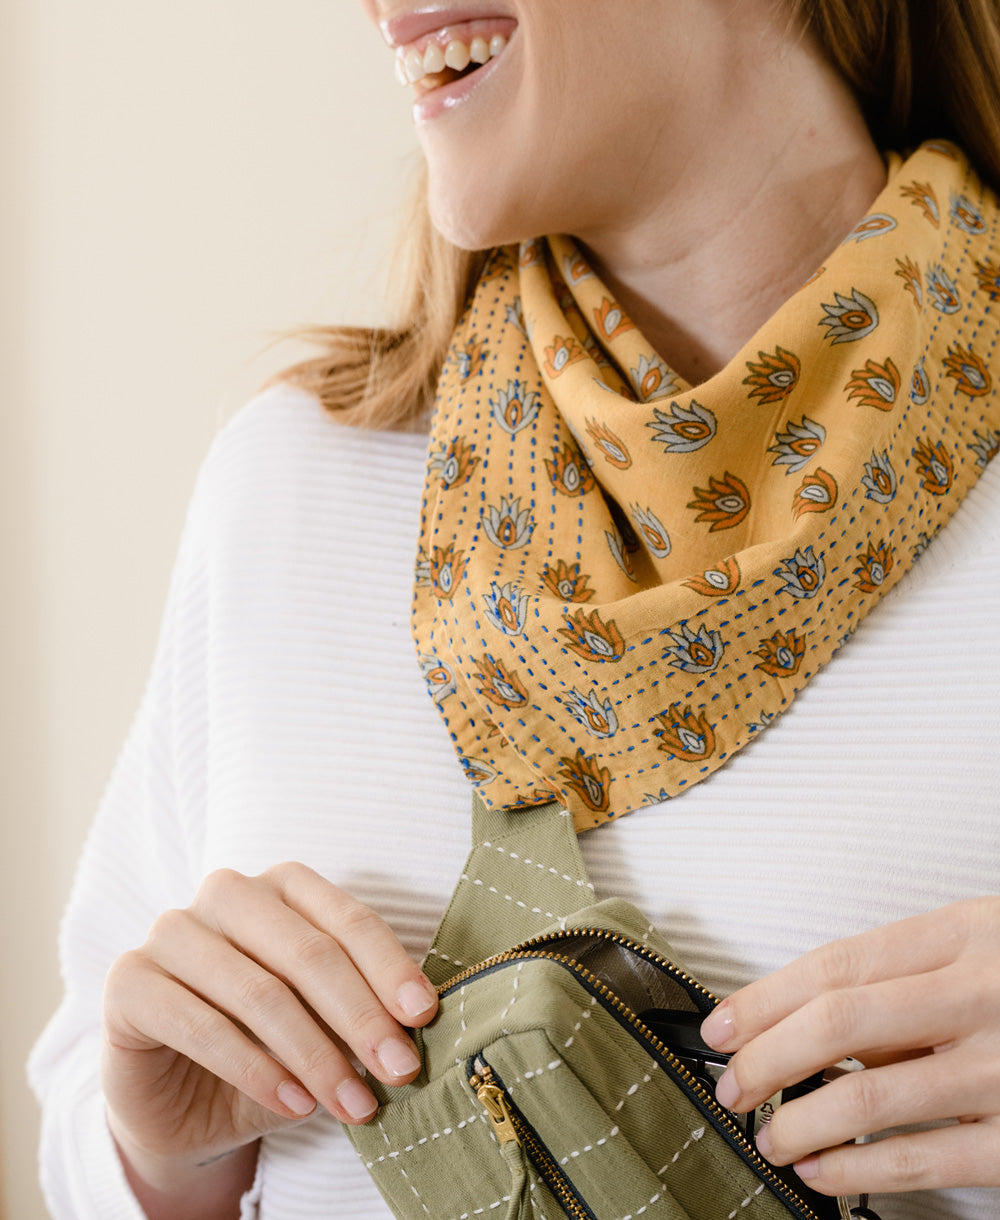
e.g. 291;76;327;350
346;798;869;1220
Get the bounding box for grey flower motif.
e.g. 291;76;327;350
482;496;534;550
630;353;679;402
642;788;673;805
647;399;717;453
414;549;432;587
774;546;826;599
663;623;726;674
861;450;898;503
563;688;619;739
505;297;528;338
951;192;987;234
818;289;879;344
605;529;637;582
481;581;530;636
747;710;777;735
768;417;826;475
418;652;455;706
461;756;497;785
630;505;672;558
926;265;961;314
911;530;937;561
842;212;897;243
491;379;542;436
969;428;1000;468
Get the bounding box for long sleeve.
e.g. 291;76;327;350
26;408;252;1219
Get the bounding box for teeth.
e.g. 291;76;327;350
397;31;509;87
444;39;471;72
422;42;446;74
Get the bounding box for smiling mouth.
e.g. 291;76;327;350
394;21;516;95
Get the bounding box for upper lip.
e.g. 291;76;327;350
378;6;510;49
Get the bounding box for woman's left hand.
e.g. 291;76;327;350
699;896;1000;1197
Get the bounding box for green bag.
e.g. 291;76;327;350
347;798;874;1220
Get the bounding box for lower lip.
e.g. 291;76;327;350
412;39;512;124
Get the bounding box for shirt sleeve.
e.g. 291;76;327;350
26;412;256;1219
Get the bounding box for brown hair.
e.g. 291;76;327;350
283;0;1000;429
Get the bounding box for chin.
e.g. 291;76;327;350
425;162;545;252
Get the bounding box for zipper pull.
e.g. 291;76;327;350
470;1067;521;1146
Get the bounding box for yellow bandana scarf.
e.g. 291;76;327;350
413;142;1000;829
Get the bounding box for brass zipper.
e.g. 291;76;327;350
470;1059;591;1220
446;926;830;1220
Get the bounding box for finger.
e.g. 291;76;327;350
701;903;970;1051
105;953;324;1123
792;1118;1000;1196
714;968;963;1114
757;1047;998;1167
145;910;382;1123
193;869;434;1087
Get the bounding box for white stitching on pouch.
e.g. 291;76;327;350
480;841;595;891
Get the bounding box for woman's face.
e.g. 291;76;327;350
362;0;793;250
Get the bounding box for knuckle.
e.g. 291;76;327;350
262;860;314;891
235;970;289;1020
880;1136;932;1188
811;989;861;1050
196;867;247;906
844;1066;890;1132
286;926;338;974
812;937;865;991
331;896;384;942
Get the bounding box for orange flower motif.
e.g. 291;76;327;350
754;629;806;677
895;257;923;308
543;335;589;379
520;241;544;267
792;468;838;518
682;556;742;597
943;343;992;397
434;436;479;490
974;259;1000;301
845;358;901;411
474;654;529;711
912;439;954;495
429;544;467;600
900;180;940;226
687;472;751;532
585;419;632;469
558;750;612;814
743;346;801;404
545;443;596;497
853;540;895;593
481;247;518;282
593;297;635;341
541;561;594;603
457;334;489;383
654;704;717;763
558;608;626;662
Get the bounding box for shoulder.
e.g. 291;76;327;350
188;382;431;558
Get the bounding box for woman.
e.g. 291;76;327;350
29;0;1000;1218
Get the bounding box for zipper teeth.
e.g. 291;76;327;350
451;928;823;1220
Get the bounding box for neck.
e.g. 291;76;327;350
573;29;887;386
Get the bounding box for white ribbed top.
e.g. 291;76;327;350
29;385;1000;1220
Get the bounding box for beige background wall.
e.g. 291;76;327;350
1;2;416;1215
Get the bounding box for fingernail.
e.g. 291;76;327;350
795;1154;820;1181
337;1078;378;1122
701;1000;734;1049
277;1080;317;1117
714;1066;741;1110
378;1038;421;1078
755;1125;774;1161
398;979;437;1021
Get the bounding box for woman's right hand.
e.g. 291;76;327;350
101;862;439;1199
